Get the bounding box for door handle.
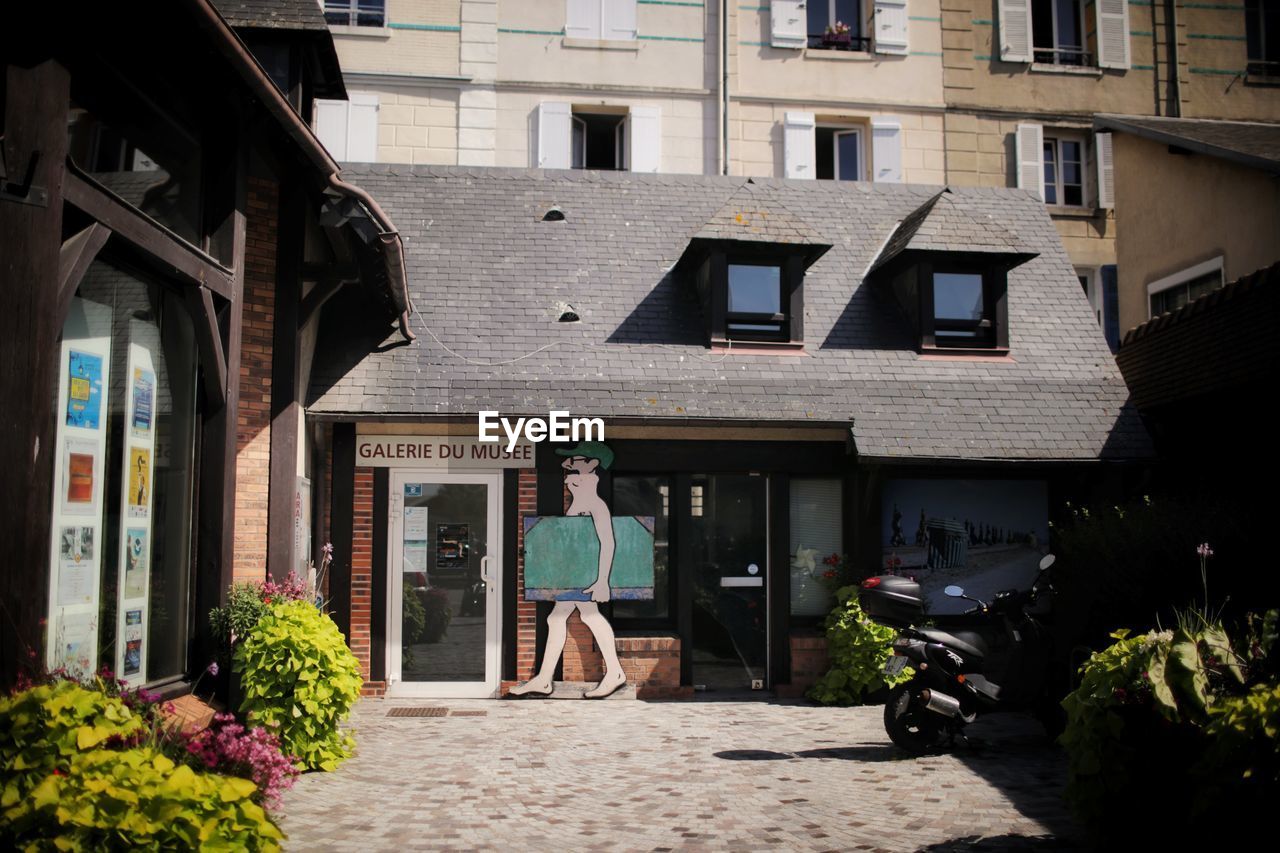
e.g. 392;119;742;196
480;555;493;587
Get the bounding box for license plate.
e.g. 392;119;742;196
883;655;907;676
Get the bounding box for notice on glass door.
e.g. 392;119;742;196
404;506;430;540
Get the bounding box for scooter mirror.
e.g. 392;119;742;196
943;585;965;598
1039;554;1056;572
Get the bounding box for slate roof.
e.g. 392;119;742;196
870;189;1028;274
211;0;329;31
1094;114;1280;174
692;180;828;246
307;167;1151;462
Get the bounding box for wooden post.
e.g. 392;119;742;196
267;177;305;582
0;60;70;688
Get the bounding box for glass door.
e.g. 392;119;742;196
688;474;769;692
388;471;501;698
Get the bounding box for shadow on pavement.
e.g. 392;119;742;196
915;832;1082;852
715;744;901;762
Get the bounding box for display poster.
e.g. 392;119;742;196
404;507;430;540
403;541;430;575
46;298;111;677
115;332;157;687
880;479;1050;614
435;523;470;571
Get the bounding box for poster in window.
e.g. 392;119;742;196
123;528;148;599
881;479;1049;614
65;350;103;429
434;523;469;571
127;448;151;518
57;526;95;606
62;438;98;515
123;639;142;676
130;367;154;439
56;611;95;680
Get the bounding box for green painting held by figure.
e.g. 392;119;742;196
523;516;656;601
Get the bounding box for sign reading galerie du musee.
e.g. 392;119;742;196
355;435;536;468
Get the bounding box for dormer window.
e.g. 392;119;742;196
867;190;1035;357
675;181;830;352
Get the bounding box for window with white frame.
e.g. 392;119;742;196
1043;133;1085;207
536;102;661;172
784;112;901;182
1031;0;1088;66
1147;257;1225;318
323;0;386;28
999;0;1129;69
565;0;637;41
1015;124;1114;210
806;0;869;51
313;94;379;163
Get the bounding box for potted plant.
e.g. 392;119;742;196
822;21;852;49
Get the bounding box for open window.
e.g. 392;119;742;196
1031;0;1088;66
1016;124;1114;209
323;0;386;28
536;102;661;172
784;112;900;182
999;0;1129;68
1147;257;1225;318
806;0;869;51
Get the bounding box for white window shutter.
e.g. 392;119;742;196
871;118;903;183
1095;132;1115;209
1096;0;1131;70
874;0;909;56
314;99;349;161
783;111;816;180
1015;123;1045;201
770;0;806;49
603;0;637;41
627;106;661;173
998;0;1032;63
537;102;574;170
566;0;599;39
346;93;379;163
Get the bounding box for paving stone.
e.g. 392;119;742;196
278;699;1083;851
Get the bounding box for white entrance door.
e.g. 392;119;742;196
387;471;502;698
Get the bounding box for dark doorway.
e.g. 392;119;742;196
687;473;770;692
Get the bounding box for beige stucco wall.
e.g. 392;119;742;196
1179;7;1280;121
733;4;945;109
493;89;717;174
330;1;462;78
496;1;713;91
1112;132;1280;335
942;0;1161;114
362;84;461;165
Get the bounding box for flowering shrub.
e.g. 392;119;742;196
237;600;362;771
186;713;300;809
807;585;913;706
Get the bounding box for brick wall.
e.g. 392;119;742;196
775;632;829;698
352;467;381;695
232;177;277;585
514;468;537;680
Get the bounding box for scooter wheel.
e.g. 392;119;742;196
884;683;948;754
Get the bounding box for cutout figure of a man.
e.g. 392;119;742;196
510;441;626;699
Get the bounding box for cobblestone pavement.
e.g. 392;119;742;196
280;698;1082;852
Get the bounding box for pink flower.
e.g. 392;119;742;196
1196;543;1214;558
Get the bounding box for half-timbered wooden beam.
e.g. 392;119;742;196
56;222;111;327
62;162;235;300
185;285;227;409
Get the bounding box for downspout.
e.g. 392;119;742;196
721;0;730;175
184;0;415;341
1167;0;1182;117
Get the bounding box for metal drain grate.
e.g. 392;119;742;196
450;710;487;717
386;707;448;718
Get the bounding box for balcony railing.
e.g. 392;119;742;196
1032;46;1093;67
807;32;872;52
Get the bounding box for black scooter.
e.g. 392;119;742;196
860;554;1060;753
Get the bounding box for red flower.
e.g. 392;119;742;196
823;570;837;579
824;553;840;566
52;768;67;777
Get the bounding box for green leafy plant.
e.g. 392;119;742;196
5;747;283;851
0;679;147;808
210;581;272;665
236;600;362;771
807;585;913;706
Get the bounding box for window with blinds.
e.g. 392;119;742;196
789;479;843;616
